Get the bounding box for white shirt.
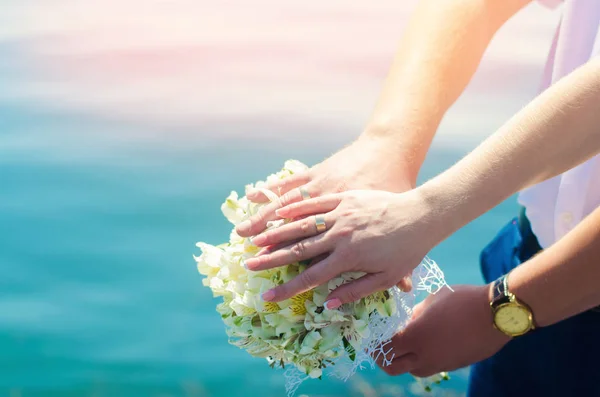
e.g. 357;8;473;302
517;0;600;249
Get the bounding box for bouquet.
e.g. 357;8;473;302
195;160;450;396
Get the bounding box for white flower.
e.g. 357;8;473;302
194;160;450;393
221;191;249;224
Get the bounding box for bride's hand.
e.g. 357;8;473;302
242;189;442;309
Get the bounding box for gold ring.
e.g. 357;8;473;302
299;186;311;201
315;215;327;233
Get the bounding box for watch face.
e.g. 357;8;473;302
494;304;532;335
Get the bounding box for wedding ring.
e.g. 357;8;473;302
299;186;311;201
315;214;327;233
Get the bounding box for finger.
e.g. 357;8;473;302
396;275;413;292
275;194;342;219
246;173;311;203
309;253;328;266
251;213;336;247
255;233;325;258
236;187;305;237
388;327;413;358
411;301;427;321
381;353;419;376
258;245;328;263
255;238;301;257
261;256;340;302
244;233;332;271
324;273;388;309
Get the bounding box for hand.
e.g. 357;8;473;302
378;285;510;378
242;189;443;307
236;135;416;238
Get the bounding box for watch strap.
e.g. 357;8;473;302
490;274;511;308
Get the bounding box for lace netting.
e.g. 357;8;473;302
283;255;449;397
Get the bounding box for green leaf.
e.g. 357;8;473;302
342;337;356;362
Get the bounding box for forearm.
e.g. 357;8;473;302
420;58;600;241
363;0;531;182
507;206;600;327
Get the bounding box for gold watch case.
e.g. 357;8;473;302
492;297;535;337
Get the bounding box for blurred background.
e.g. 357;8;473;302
0;1;559;396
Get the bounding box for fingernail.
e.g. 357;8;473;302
262;290;275;302
243;260;249;270
275;208;286;217
244;259;257;270
251;234;266;246
256;247;270;256
324;299;342;310
237;220;251;233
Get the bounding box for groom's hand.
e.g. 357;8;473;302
236;134;416;238
378;285;510;377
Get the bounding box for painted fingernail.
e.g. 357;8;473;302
324;299;342;310
262;290;276;302
237;220;251;233
256;247;270;256
251;234;266;246
243;260;249;269
244;259;258;270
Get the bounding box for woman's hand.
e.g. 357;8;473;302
242;189;443;308
235;135;416;238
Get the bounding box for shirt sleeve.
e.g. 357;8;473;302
536;0;562;9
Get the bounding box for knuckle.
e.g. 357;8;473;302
334;181;349;193
315;197;328;207
299;270;316;289
291;242;307;258
260;232;272;245
255;207;267;222
340;209;356;218
335;226;353;238
300;218;311;234
280;192;294;206
345;288;362;303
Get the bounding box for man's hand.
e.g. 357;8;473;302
379;285;510;377
236;135;416;238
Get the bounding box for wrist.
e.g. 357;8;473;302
413;179;469;244
354;133;419;188
507;266;552;327
361;117;439;186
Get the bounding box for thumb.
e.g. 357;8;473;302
396;275;413;292
411;301;427;321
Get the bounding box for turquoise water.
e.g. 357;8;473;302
0;102;521;397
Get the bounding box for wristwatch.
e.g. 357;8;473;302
490;274;535;337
